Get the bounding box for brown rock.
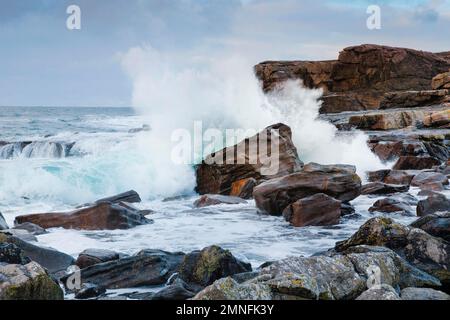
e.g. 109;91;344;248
193;195;246;208
14;202;152;230
380;90;449;109
417;193;450;216
383;170;416;185
361;182;409;195
195;123;303;195
253;163;361;215
349;110;429;130
423;109;450;128
410;213;450;242
410;171;449;187
76;249;121;269
393;156;441;170
229;178;257;199
432;71;450;90
368;197;414;216
282;193;341;227
367;169;391;182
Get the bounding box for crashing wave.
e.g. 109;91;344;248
0;141;75;159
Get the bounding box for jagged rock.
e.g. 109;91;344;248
75;249;121;269
282;193;341;227
361;182;409;195
95;190;141;204
193;194;246;208
195;123;303;195
0;262;64;300
423;109;450;128
349;110;427;130
417;193;450;216
410;213;450;241
401;287;450;300
432;71;450;90
411;171;449;187
0;243;30;265
356;284;400;300
369;197;414;216
62;249;185;290
13;223;47;235
15;202;152;231
178;245;251;288
253;163;361;215
393;156;441;170
380;90;449;109
0;213;8;230
230;178;257;199
152;279;197;300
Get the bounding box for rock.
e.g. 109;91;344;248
62;249;185;290
193;277;273;300
178;245;252;288
417;193;450;216
0;213;8;230
356;284;400;300
432;71;450;90
401;287;450;300
253;163;361;215
0;243;31;265
95;190;141;204
361;182;409;195
0;229;37;242
128;124;150;134
152;279;197;300
383;170;417;185
368;197;414;216
282;193;341;227
195;123;303;195
410;213;450;241
380;90;449;109
75;249;121;269
423;109;450;128
370;142;404;162
255;44;450;113
74;283;106;300
341;202;356;216
348;110;427;130
411;172;449;187
13;223;47;235
0;262;64;300
393;156;441;170
193;194;247;208
1;234;75;275
367;169;391;182
15;202;152;231
230;178;257;199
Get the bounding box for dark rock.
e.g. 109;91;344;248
62;249;185;289
193;194;246;208
383;170;417;185
0;229;37;242
15;202;152;231
369;197;414;216
361;182;409;195
0;243;31;265
0;213;8;230
178;245;252;288
95;190;141;204
417;193;450;216
13;222;48;235
411;171;449;187
230;178;257;199
282;193;341;227
393;156;441;170
74;283;106;300
367;169;391;182
410;213;450;241
341;202;356;216
380;90;449;109
401;287;450;300
195;123;303;195
356;284;400;300
152;279;197;300
253;163;361;215
75;249;121;269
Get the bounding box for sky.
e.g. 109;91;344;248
0;0;449;107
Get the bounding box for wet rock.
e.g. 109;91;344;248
1;234;74;275
349;110;426;130
401;287;450;300
411;171;449;187
367;169;391;182
74;283;106;300
419;182;446;193
341;202;356;216
410;213;450;241
0;229;37;242
13;222;47;235
195;123;303;195
393;156;441;170
417;193;450;216
178;245;252;288
368;197;414;216
0;243;31;265
282;193;341;227
0;262;64;300
95;190;142;204
75;249;121;269
383;170;417;185
423;109;450;128
15;202;152;231
356;284;400;300
253;163;361;215
380;90;449;109
361;182;409;195
152;279;197;300
432;71;450;90
63;249;185;290
230;178;257;199
0;213;8;230
193;194;246;208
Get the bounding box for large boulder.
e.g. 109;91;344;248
75;249;121;269
432;71;450;90
383;170;417;185
195;123;303;195
410;213;450;241
193;195;246;208
253;163;361;215
368;197;414;216
14;202;152;231
411;172;449;187
282;193;341;227
393;156;441;170
356;284;400;300
401;287;450;300
417;193;450;216
178;246;252;288
0;262;64;300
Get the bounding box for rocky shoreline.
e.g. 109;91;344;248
1;44;449;300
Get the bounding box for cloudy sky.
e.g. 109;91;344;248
0;0;449;107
